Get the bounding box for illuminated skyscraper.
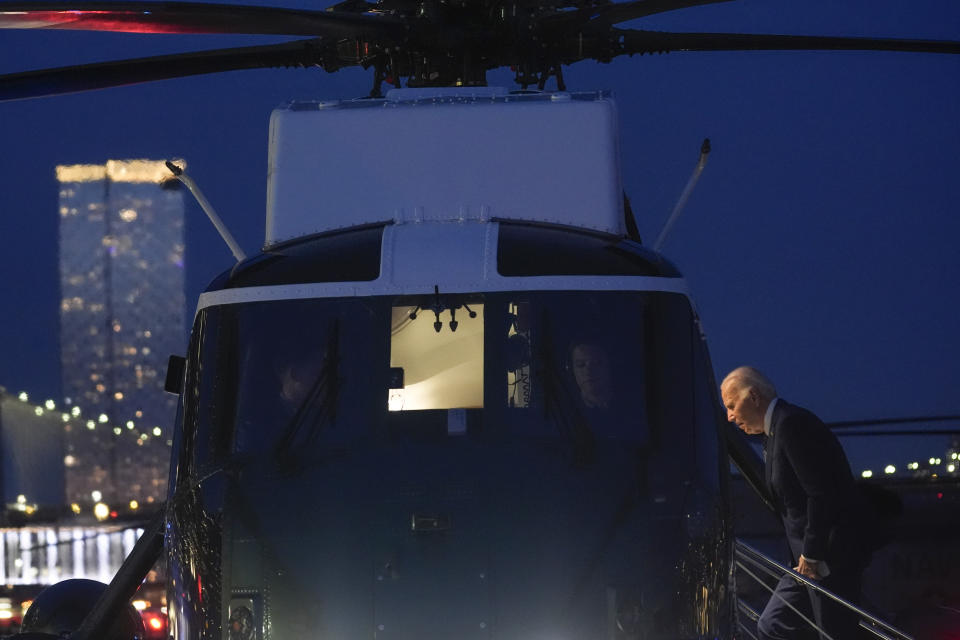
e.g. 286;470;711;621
57;160;185;505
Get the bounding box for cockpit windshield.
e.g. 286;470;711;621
182;291;719;484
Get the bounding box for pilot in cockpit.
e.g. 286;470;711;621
570;341;614;410
568;338;647;444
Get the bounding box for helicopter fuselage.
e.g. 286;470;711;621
164;88;734;640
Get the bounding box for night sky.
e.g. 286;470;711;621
0;0;957;470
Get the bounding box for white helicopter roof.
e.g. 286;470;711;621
265;87;625;247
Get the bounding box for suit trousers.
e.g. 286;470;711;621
756;567;862;640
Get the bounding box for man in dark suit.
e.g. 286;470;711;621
721;366;865;639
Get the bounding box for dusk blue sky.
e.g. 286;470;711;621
0;1;957;467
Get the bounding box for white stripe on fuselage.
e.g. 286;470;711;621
196;275;690;315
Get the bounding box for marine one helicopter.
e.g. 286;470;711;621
1;2;958;639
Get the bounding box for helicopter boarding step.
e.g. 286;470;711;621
735;539;916;640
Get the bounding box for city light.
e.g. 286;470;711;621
949;465;956;473
126;420;135;429
71;406;81;416
34;407;43;416
884;465;896;474
153;427;162;436
861;470;873;478
93;502;109;521
44;399;55;410
71;503;81;514
18;392;27;401
86;420;96;430
98;413;108;423
91;490;102;501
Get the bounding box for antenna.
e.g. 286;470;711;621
654;138;711;253
165;161;247;262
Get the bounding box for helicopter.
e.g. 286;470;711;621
0;1;958;639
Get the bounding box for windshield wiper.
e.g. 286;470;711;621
536;315;596;467
273;320;341;472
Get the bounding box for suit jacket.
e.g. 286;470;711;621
765;400;864;569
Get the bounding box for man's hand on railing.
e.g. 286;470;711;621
795;555;822;580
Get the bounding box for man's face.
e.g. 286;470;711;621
721;382;766;435
571;343;613;408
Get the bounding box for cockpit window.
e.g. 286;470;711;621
185;291;717;485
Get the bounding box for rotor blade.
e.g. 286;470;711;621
597;0;735;26
0;38;353;102
611;29;960;56
0;1;403;37
545;0;733;30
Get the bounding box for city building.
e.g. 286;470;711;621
57;160;185;505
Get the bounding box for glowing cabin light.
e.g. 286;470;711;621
152;427;162;437
93;503;109;521
64;455;76;467
44;399;55;410
388;389;405;412
18;392;27;401
861;470;873;478
91;490;102;501
98;413;109;423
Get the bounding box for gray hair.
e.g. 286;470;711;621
721;366;777;400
